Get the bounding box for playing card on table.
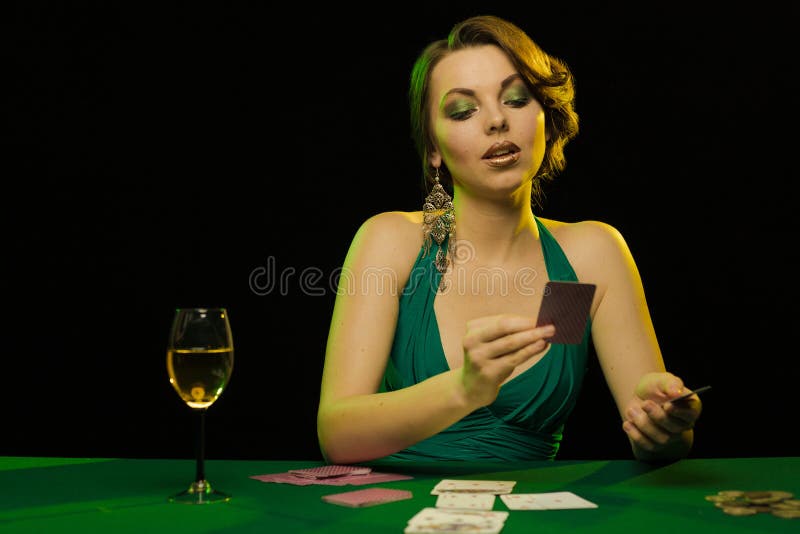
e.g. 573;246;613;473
431;480;516;495
288;465;372;479
250;466;412;486
322;487;413;507
435;492;496;510
500;491;598;510
405;507;508;534
249;472;316;485
312;471;413;486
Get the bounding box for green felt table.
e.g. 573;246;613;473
0;456;797;533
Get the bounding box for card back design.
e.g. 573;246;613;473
536;281;596;344
288;465;371;479
322;487;413;507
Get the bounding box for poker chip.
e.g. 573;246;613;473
773;509;800;519
705;490;799;519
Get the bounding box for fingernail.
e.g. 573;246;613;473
543;325;555;334
622;421;633;432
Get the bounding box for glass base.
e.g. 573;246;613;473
168;479;231;504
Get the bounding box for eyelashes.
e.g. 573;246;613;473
504;95;531;108
449;106;477;120
445;93;533;121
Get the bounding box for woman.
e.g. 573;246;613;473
317;15;702;464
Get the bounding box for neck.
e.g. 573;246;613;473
450;186;539;265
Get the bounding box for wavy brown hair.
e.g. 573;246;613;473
409;15;579;208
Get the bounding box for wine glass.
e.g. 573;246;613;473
166;307;234;504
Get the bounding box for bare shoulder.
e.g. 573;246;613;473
345;210;423;272
537;217;632;278
538;216;625;244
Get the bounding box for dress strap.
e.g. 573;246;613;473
534;215;579;282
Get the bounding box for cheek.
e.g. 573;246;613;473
434;121;481;165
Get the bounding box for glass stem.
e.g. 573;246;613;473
195;408;206;483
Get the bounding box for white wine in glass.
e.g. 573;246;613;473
166;307;234;504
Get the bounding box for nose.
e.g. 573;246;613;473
485;109;508;134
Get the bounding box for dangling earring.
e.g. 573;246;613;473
422;167;455;276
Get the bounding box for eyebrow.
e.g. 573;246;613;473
441;73;523;100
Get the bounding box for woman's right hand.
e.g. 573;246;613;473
459;314;554;407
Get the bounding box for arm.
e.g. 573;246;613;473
578;221;701;462
316;212;475;464
317;212;552;464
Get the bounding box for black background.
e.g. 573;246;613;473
4;3;799;462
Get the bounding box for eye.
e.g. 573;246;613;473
504;95;531;108
502;84;534;108
450;108;477;121
446;102;478;121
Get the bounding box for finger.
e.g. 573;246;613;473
662;395;698;410
479;325;554;360
626;405;672;446
637;372;684;404
658;373;685;398
641;400;688;434
664;398;702;424
622;420;656;452
481;339;548;384
503;339;549;368
470;315;539;343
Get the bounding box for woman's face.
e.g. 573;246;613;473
428;44;546;199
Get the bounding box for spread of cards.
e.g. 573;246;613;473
401;479;597;533
254;464;799;529
281;470;599;533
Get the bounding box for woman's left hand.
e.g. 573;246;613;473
622;372;702;454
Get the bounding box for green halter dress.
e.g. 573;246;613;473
379;215;591;461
